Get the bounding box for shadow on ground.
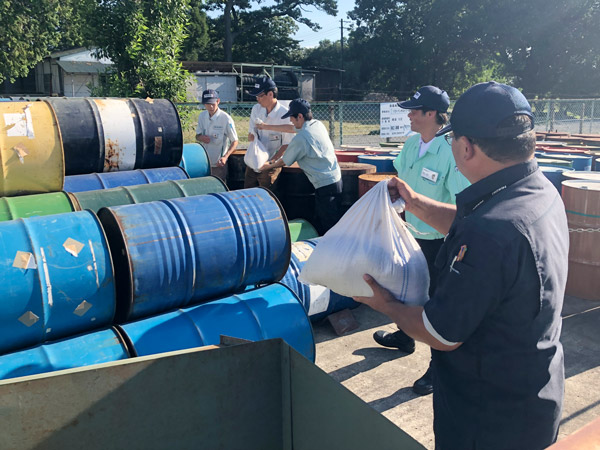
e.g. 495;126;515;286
562;296;600;379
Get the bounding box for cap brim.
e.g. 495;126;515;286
435;124;452;137
281;111;292;119
249;88;264;96
398;99;424;109
203;99;218;104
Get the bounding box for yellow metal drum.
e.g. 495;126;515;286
0;101;64;196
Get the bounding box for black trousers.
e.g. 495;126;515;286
394;237;444;371
415;237;444;297
314;179;343;235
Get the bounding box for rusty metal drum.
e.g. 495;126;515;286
0;101;64;196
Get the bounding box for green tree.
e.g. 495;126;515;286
231;16;301;63
206;0;337;62
0;0;82;83
86;0;191;101
348;0;509;98
463;0;600;97
296;39;341;68
348;0;600;98
181;0;211;61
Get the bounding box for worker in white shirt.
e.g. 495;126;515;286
195;89;238;182
245;77;294;191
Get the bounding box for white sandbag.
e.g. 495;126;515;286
244;132;269;171
298;179;430;305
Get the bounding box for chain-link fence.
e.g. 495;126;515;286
177;99;600;148
530;99;600;135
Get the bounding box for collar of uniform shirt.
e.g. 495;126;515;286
456;159;539;218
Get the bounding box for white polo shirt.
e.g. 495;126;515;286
248;101;294;159
195;108;238;166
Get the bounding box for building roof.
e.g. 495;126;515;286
50;47;90;58
56;60;112;74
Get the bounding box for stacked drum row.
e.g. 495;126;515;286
0;188;316;380
0;99;185;197
535;133;600;301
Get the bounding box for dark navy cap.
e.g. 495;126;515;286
436;81;533;138
398;85;450;113
201;89;219;104
249;77;277;96
281;98;311;119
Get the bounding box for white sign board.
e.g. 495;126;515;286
380;103;412;138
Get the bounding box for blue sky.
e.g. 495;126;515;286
292;0;356;47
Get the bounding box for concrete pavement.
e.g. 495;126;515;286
313;294;600;449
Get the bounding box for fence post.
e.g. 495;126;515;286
591;100;596;134
339;102;344;146
580;102;585;134
329;104;335;142
549;100;555;131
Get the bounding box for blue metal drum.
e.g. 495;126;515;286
179;143;211;178
538;152;593;171
211;188;290;286
540;166;574;192
280;239;359;321
98;187;290;322
357;155;396;173
64;167;189;193
0;328;129;380
0;211;116;354
119;283;315;362
98;201;194;322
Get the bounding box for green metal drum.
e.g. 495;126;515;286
288;218;319;242
0;192;74;222
69;176;228;213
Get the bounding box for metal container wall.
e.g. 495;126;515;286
129;98;183;169
0;328;129;381
99;201;193;322
540;166;573;191
288;218;319;242
339;162;378;213
0;101;64;196
563;180;600;300
64;167;189;193
358;173;397;198
68;189;135;213
357;155;396;173
226;149;247;190
141;167;189;184
179;143;211;178
0;192;74;222
69;176;227;213
0;211;116;354
94;98;138;171
279;165;315;221
98;188;290;322
119;283;315;362
537;157;573;169
45;98;103;175
46;98;183;174
335;151;364;163
172;176;227;196
538;152;592;171
211;188;290;285
280;239;359;321
563;171;600;181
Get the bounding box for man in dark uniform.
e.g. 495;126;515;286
354;81;568;450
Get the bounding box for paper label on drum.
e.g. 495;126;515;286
292;242;314;262
4;113;30;137
94;99;137;172
308;285;330;315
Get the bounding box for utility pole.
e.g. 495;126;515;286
340;19;344;102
